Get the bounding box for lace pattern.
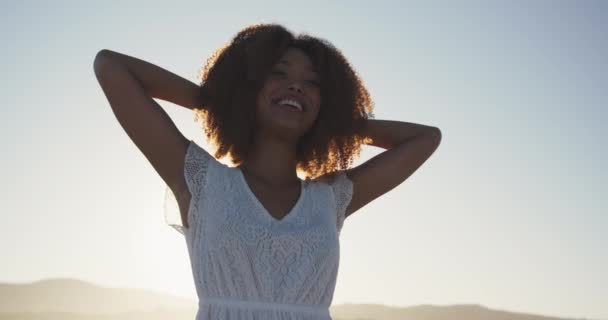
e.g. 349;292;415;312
162;140;354;320
163;140;213;235
329;171;354;234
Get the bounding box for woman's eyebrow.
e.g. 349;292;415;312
278;60;319;75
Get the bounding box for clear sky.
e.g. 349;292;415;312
2;1;606;319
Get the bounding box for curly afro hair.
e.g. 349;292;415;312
194;23;374;179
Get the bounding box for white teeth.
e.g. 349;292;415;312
277;99;303;111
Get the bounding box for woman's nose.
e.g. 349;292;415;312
287;81;304;93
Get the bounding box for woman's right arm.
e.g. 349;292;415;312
94;49;203;110
93;49;197;200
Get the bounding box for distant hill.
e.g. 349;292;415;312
0;278;598;320
0;309;194;320
0;278;194;314
330;303;596;320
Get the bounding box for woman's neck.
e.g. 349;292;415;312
238;135;300;187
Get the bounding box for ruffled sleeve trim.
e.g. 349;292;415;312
163;140;213;235
329;171;354;234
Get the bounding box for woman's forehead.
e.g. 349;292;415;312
277;48;318;73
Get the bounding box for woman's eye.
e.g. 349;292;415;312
307;80;321;87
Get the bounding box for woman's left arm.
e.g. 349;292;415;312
344;119;442;217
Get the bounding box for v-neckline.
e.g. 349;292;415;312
237;168;305;223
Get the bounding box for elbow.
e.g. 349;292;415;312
93;49;117;73
95;49;115;60
431;127;442;142
422;127;442;146
93;50;109;74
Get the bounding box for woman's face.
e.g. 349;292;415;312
255;47;322;141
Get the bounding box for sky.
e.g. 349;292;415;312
1;1;607;319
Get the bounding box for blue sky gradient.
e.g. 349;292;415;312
1;1;606;319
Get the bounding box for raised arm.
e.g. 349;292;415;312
344;119;442;217
93;49;202;202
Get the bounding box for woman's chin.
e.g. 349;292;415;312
261;119;309;140
256;108;315;140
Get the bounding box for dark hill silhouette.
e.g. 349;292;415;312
330;303;595;320
0;277;193;314
0;278;599;320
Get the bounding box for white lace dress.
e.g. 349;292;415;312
163;140;353;320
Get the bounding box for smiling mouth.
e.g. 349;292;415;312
271;97;305;112
273;102;302;114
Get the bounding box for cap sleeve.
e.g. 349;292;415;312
329;171;354;234
163;140;213;235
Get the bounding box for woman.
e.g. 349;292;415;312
93;24;441;320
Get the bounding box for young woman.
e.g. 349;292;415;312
94;24;441;320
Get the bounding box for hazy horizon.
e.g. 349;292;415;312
2;277;599;320
2;1;606;320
